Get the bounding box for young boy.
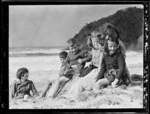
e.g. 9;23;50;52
38;51;75;98
10;68;39;100
48;38;92;98
65;38;92;75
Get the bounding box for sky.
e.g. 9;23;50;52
9;4;143;48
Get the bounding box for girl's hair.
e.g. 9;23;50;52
104;35;120;54
16;67;28;80
87;29;104;48
59;51;68;59
103;23;120;39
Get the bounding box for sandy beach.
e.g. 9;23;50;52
9;49;143;109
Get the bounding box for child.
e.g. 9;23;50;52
80;30;105;77
77;29;104;92
94;35;128;90
102;23;132;85
38;51;75;98
61;30;104;99
65;38;92;75
10;68;39;100
50;38;92;98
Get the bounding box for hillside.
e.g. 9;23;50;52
72;7;143;50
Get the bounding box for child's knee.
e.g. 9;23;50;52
59;77;69;83
94;81;104;90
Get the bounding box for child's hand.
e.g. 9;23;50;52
111;78;119;88
77;59;83;64
71;65;78;69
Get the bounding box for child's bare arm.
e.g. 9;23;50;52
111;53;125;88
116;53;125;79
31;81;39;96
80;51;92;63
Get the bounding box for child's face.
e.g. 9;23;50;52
68;43;79;53
60;57;66;64
21;73;29;81
91;37;100;49
107;40;118;55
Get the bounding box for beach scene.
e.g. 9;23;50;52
9;5;144;109
9;48;143;109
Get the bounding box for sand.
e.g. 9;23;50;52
9;51;144;109
9;85;143;109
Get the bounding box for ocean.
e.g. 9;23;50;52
9;47;67;57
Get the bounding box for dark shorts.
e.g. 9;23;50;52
63;69;75;79
80;64;98;77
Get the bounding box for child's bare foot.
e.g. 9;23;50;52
36;95;43;99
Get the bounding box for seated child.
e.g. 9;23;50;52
102;23;132;84
93;35;129;91
10;67;39;100
48;38;92;98
65;38;92;74
38;51;75;98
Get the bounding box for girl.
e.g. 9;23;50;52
10;68;39;100
102;23;132;85
61;29;104;99
94;35;128;90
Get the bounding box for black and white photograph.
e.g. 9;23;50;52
8;4;145;109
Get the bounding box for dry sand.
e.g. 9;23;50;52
9;84;143;109
9;51;144;109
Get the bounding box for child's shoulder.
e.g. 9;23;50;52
115;50;124;59
27;79;33;83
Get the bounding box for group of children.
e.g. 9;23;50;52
10;23;132;100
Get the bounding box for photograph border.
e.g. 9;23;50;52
1;0;149;113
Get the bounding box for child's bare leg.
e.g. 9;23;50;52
38;80;53;98
93;78;110;93
93;80;103;92
51;77;69;98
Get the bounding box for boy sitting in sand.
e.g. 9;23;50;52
38;51;75;98
10;67;39;100
40;38;92;98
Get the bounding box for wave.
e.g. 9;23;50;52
9;47;68;57
9;53;60;57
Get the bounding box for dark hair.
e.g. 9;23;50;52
59;51;68;58
16;67;28;80
67;38;77;45
104;35;120;54
103;23;120;39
